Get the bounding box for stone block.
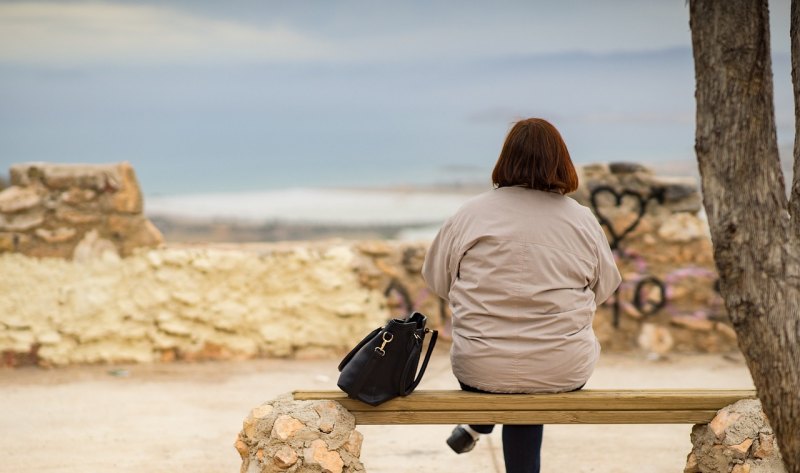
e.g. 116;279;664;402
109;215;163;255
271;415;305;440
305;439;344;473
0;232;23;252
0;210;44;232
273;445;298;468
40;163;119;191
10;163;44;186
35;227;77;244
109;162;143;213
60;187;98;205
657;213;708;243
54;208;101;225
0;186;42;213
671;315;715;332
72;229;119;261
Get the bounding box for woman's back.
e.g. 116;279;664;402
423;186;619;393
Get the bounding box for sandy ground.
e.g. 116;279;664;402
0;348;754;473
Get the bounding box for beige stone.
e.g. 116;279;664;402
0;211;44;232
709;410;741;440
72;230;118;261
110;162;143;213
305;439;344;473
356;241;393;256
273;446;298;468
731;464;751;473
313;400;340;433
38;163;118;190
318;419;335;433
0;186;42;213
60;187;97;205
37;331;62;345
0;232;22;252
344;430;364;457
35;227;77;244
715;323;738;340
753;433;775;459
637;323;674;356
671;315;715;332
683;451;700;473
116;217;164;255
10;163;41;186
234;438;249;458
242;405;272;440
657;213;708;242
55;208;100;225
728;437;753;455
242;417;258;441
271;415;305;440
251;404;274;419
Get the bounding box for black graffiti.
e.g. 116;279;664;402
589;186;666;327
633;276;667;316
383;279;412;312
589;186;664;250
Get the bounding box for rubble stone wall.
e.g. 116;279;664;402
0;161;740;366
0;243;391;366
0;162;163;259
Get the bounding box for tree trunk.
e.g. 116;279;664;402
689;0;800;470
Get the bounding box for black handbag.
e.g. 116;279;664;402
337;312;438;406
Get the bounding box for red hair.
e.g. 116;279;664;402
491;118;579;194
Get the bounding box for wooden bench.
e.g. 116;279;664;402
293;389;756;425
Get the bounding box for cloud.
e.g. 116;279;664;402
0;2;337;66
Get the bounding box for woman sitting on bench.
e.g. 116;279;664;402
422;117;621;473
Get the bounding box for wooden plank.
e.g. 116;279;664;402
293;390;756;412
350;410;720;425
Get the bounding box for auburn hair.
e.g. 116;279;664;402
491;118;579;194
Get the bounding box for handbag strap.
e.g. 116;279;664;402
400;329;438;395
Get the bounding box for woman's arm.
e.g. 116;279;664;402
422;219;456;302
590;223;622;304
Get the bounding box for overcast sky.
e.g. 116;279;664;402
0;1;793;194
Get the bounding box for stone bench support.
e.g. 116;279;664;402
235;395;365;473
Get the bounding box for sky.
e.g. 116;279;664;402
0;0;794;195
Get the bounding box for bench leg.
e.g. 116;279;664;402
236;394;366;473
684;399;786;473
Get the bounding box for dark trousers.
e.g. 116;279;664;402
459;381;585;473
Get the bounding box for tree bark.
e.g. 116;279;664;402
689;0;800;470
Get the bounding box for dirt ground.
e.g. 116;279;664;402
0;347;754;473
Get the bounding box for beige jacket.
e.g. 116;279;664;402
422;187;621;393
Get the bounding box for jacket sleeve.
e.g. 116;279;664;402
422;219;456;302
590;222;622;304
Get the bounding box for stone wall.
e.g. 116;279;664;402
0;162;163;259
0;235;733;366
0;243;391;366
0;161;740;366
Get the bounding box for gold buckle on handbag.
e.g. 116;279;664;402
374;332;394;356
